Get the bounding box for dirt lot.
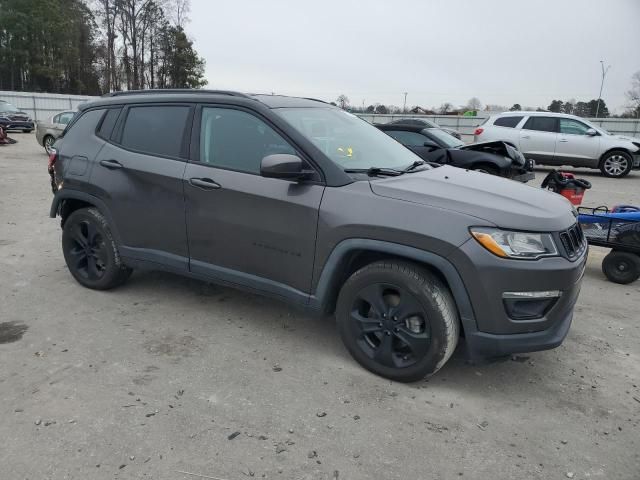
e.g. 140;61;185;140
1;135;639;480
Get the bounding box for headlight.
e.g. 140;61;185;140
470;227;558;260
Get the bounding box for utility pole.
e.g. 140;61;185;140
595;60;611;118
403;92;408;113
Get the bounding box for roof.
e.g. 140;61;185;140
496;110;583;120
80;89;331;111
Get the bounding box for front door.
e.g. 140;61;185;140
518;116;559;165
184;106;324;299
555;118;601;167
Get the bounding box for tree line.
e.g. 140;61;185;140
0;0;206;95
335;71;640;118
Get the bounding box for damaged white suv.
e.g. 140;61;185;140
475;111;640;178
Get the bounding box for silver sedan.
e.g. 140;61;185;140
36;111;75;154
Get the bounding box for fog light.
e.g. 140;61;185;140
502;291;562;320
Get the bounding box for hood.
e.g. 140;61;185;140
613;134;640;145
0;109;29;116
369;166;576;231
459;141;526;167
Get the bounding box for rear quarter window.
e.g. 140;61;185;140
97;108;121;140
494;116;523;128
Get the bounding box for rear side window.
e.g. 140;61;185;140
97;108;121;139
60;109;105;141
120;105;190;158
199;107;296;174
494;116;523;128
386;130;428;147
522;116;558;133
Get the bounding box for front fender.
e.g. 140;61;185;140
309;238;477;334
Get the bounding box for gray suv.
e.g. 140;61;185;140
49;90;587;382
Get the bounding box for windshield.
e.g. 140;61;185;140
0;101;21;113
425;128;465;148
275;107;425;170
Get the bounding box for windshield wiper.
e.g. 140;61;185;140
403;160;427;172
344;167;404;177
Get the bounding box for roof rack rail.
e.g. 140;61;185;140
301;97;328;104
102;89;252;99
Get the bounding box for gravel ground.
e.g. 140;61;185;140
1;135;639;480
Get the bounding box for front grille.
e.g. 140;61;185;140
559;223;586;259
10;115;28;121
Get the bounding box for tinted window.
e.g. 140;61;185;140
121;105;190;157
98;108;121;139
522;116;558;133
494;116;523;128
559;118;590;135
386;130;428;147
200;108;296;174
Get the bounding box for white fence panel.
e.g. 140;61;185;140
0;91;99;121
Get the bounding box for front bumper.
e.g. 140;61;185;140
448;236;586;357
0;121;34;131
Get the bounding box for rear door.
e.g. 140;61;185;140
91;104;193;270
519;116;559;164
555;118;601;167
184;105;324;298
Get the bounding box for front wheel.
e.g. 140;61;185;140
62;207;132;290
602;250;640;284
600;151;633;178
336;261;459;382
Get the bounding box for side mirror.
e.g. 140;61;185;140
260;154;312;180
586;128;597;136
423;141;439;150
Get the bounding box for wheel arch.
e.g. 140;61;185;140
599;147;633;165
50;190;123;245
310;239;477;335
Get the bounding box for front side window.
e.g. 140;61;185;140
199;107;296;174
275;107;424;170
386;130;428;147
424;128;464;148
559;118;590;135
120;105;190;158
522;116;558;133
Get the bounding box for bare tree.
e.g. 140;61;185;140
336;94;349;110
439;102;453;114
171;0;190;27
466;97;482;111
626;71;640;116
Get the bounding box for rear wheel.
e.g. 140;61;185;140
599;151;633;178
602;250;640;284
43;135;55;154
62;207;132;290
336;260;459;382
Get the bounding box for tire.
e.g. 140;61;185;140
602;250;640;284
336;260;459;382
43;135;55;154
599;150;633;178
472;165;499;176
62;207;132;290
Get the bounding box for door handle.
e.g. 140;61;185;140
99;159;123;170
189;177;221;190
559;139;569;142
521;135;530;139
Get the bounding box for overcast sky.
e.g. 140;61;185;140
189;0;640;113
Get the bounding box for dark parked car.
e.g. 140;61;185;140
0;100;34;133
388;118;461;139
377;123;534;182
49;90;586;382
